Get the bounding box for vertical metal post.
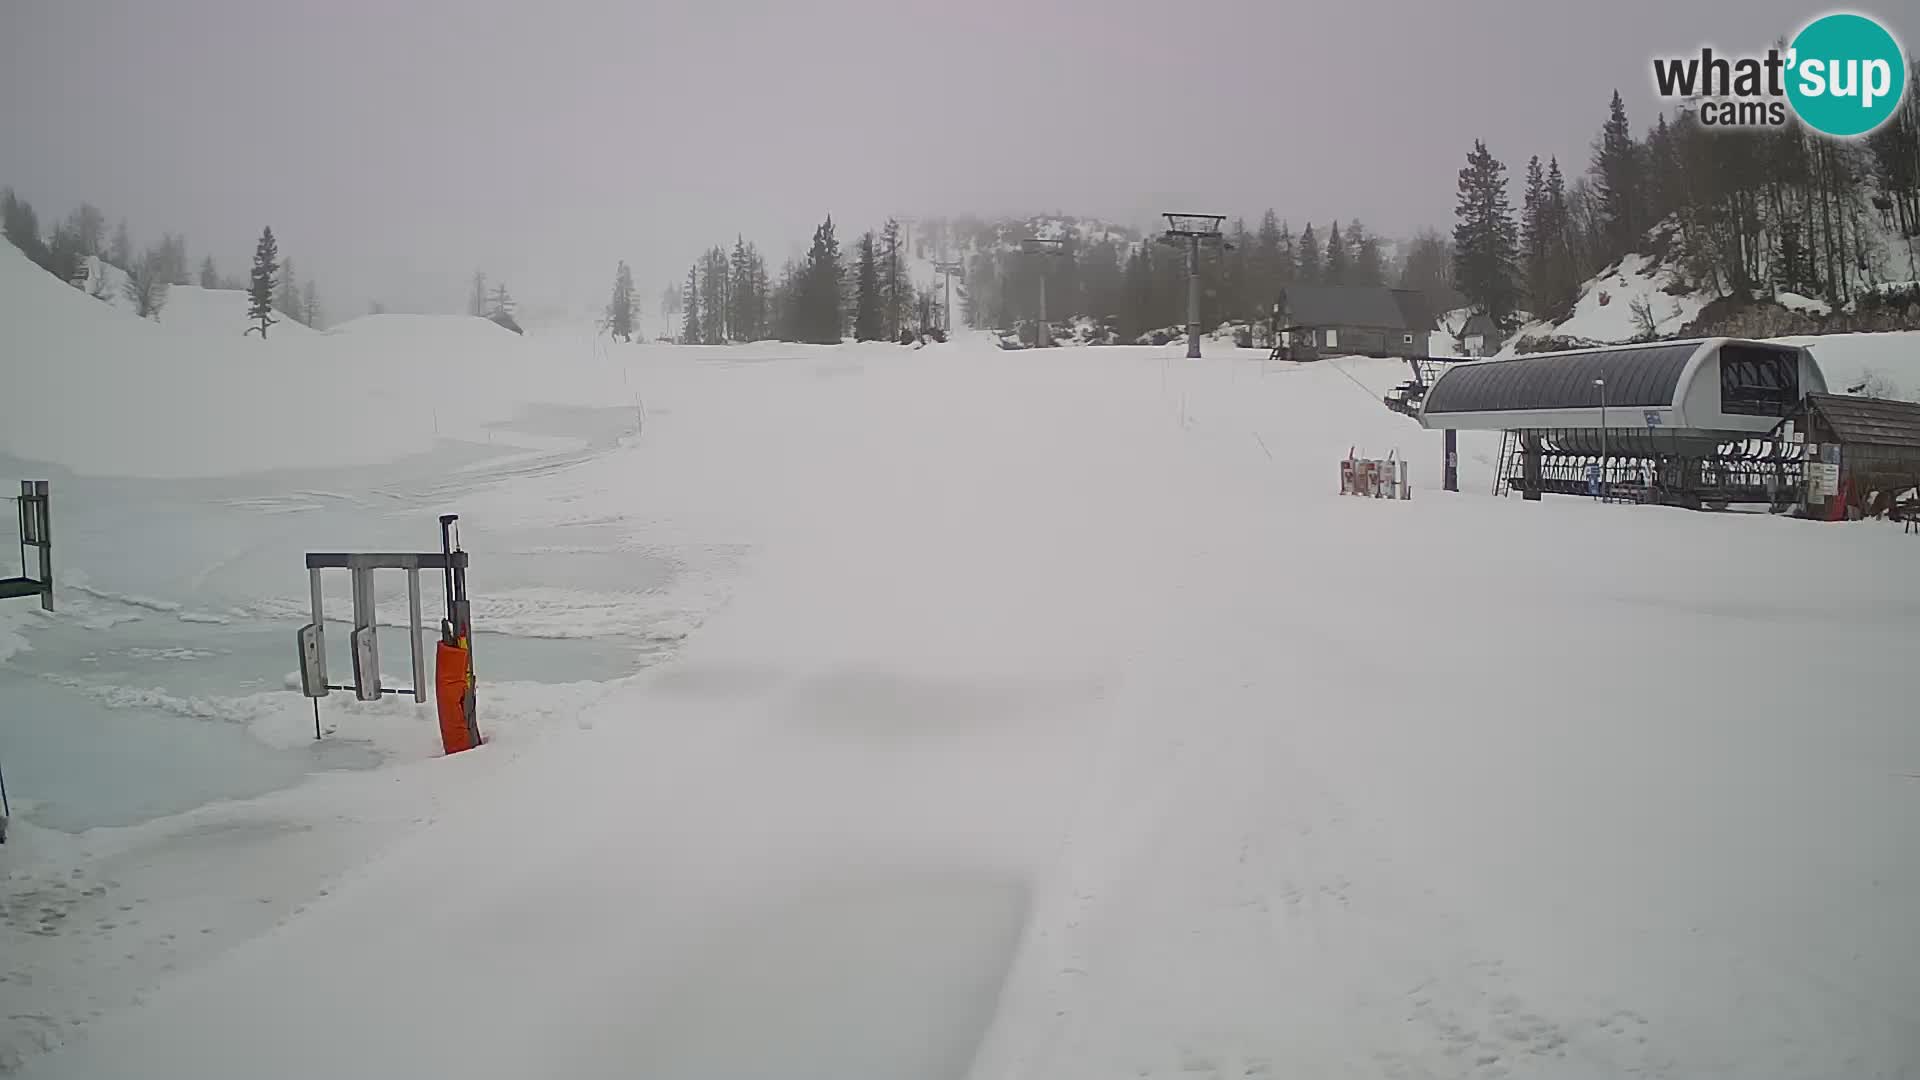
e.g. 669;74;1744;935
1523;431;1543;501
349;566;380;701
1037;273;1047;348
1597;381;1609;459
308;566;326;670
1595;378;1609;500
406;568;425;704
30;481;50;611
16;482;28;601
439;515;457;636
1444;429;1459;492
1186;237;1202;359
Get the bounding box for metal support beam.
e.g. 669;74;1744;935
1159;213;1226;360
406;568;426;704
1186;237;1202;359
1039;274;1048;347
1018;238;1065;348
8;481;54;611
29;482;49;611
1444;429;1459;492
306;551;468;571
1523;432;1543;501
349;567;381;701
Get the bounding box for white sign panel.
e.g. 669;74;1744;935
1807;462;1840;499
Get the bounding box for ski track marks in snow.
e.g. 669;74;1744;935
6;331;1920;1078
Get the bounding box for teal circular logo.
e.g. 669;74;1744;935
1787;13;1907;137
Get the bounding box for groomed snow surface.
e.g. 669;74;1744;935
3;238;1919;1078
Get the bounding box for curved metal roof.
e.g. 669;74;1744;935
1422;341;1703;415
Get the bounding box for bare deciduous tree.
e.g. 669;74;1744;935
122;248;171;320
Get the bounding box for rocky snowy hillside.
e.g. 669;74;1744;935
1505;214;1920;357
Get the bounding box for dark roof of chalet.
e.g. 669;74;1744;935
1461;313;1499;336
1804;393;1920;448
1424;340;1702;414
1280;286;1435;331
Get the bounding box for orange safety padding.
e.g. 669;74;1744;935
1826;475;1850;522
435;640;478;755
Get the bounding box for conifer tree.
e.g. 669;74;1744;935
680;265;700;344
1542;157;1579;314
1323;221;1348;285
1122;244;1154;342
798;215;843;344
1591;90;1645;259
882;218;909;338
1349;219;1384;286
1250;210;1284;310
1297;223;1322;284
245;226;279;338
1520;155;1549;309
727;237;753;342
606;260;635;342
698;247;729;343
1452;139;1522;330
1275;220;1296;287
1;189;50;271
853;231;882;341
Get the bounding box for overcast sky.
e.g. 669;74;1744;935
2;0;1913;317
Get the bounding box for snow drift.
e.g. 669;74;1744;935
0;243;640;477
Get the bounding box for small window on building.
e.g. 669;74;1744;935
1325;328;1339;348
1403;334;1414;345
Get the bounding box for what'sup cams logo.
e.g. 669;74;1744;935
1652;12;1908;137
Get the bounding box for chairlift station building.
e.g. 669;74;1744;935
1408;337;1834;508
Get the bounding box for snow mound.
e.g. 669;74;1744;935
153;283;320;338
0;243;635;477
1776;291;1831;316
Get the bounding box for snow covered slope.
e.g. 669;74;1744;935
1508;250;1706;347
147;282;319;338
1511;211;1920;354
0;243;635;476
65;258;319;338
3;257;1918;1079
6;330;1919;1080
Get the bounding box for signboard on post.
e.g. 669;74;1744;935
1644;410;1663;427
